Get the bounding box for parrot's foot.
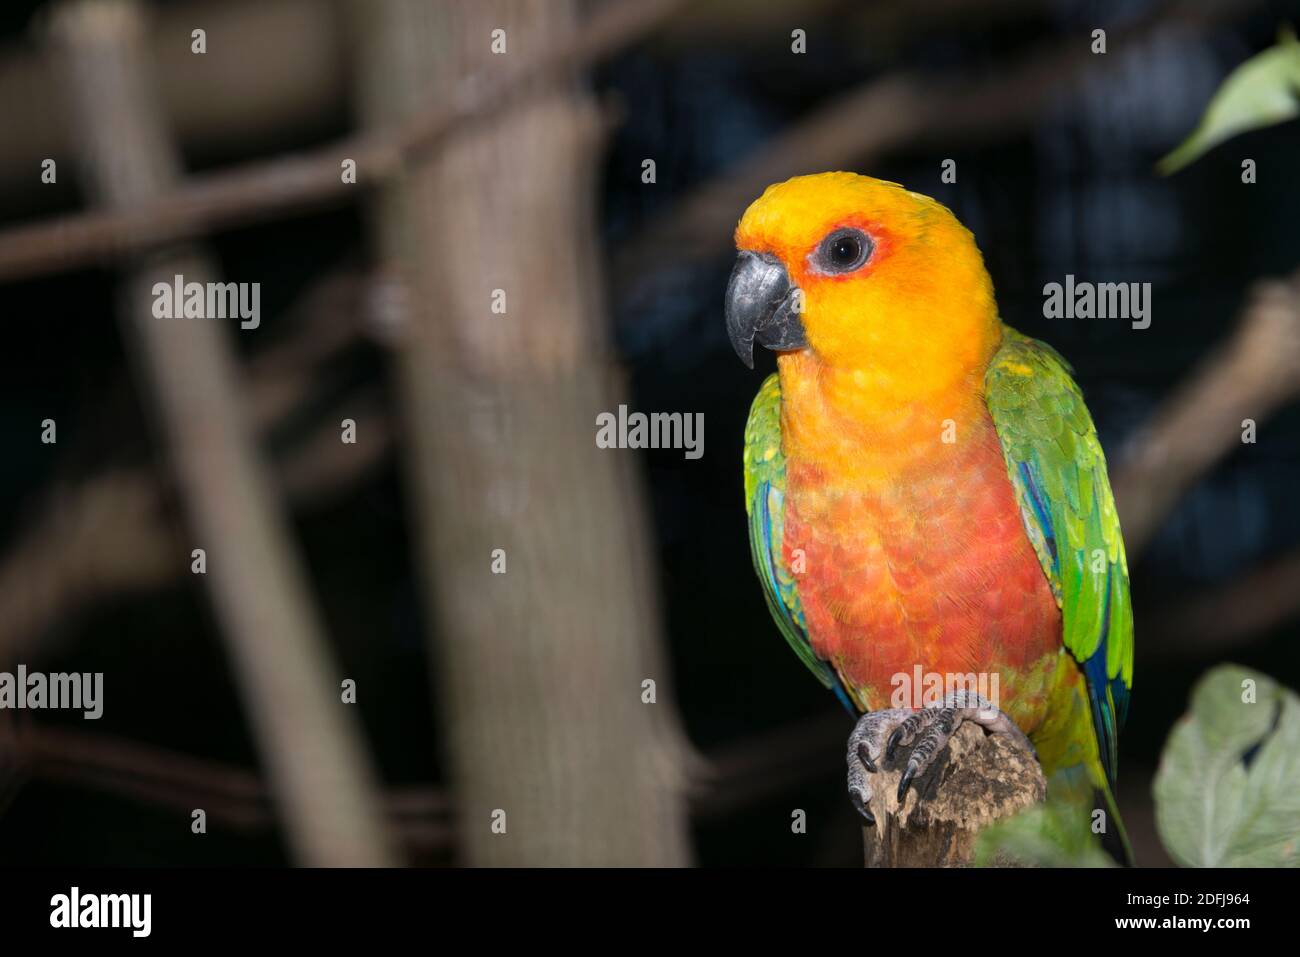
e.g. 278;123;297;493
847;691;1036;825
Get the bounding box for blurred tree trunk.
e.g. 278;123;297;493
354;0;694;865
50;0;395;866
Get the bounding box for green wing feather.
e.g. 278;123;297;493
985;327;1134;788
743;373;840;692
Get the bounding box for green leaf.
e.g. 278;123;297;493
1157;27;1300;175
974;800;1117;868
1153;665;1300;867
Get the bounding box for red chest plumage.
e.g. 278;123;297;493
783;408;1061;724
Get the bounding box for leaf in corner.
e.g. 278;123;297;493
1153;664;1300;867
1157;28;1300;175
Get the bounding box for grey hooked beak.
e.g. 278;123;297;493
724;250;806;369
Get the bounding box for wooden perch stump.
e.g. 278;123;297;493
862;722;1046;867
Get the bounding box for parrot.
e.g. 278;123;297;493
727;172;1133;863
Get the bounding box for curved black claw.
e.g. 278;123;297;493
849;787;876;826
885;727;905;762
896;765;917;802
857;741;876;773
848;710;910;824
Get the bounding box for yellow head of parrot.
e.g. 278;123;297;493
726;172;1002;399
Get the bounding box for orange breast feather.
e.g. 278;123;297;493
780;362;1062;730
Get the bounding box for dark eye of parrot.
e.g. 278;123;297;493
815;228;873;274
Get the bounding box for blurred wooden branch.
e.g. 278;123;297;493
0;0;686;282
3;711;1054;866
0;269;387;665
1144;548;1300;661
50;0;393;867
358;0;694;866
1108;266;1300;663
691;712;844;819
1112;267;1300;556
0;0;1261;285
0;0;349;204
1;711;848;857
611;0;1263;288
5;722;455;854
0;0;1041;209
0;393;392;667
652;0;1043;52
